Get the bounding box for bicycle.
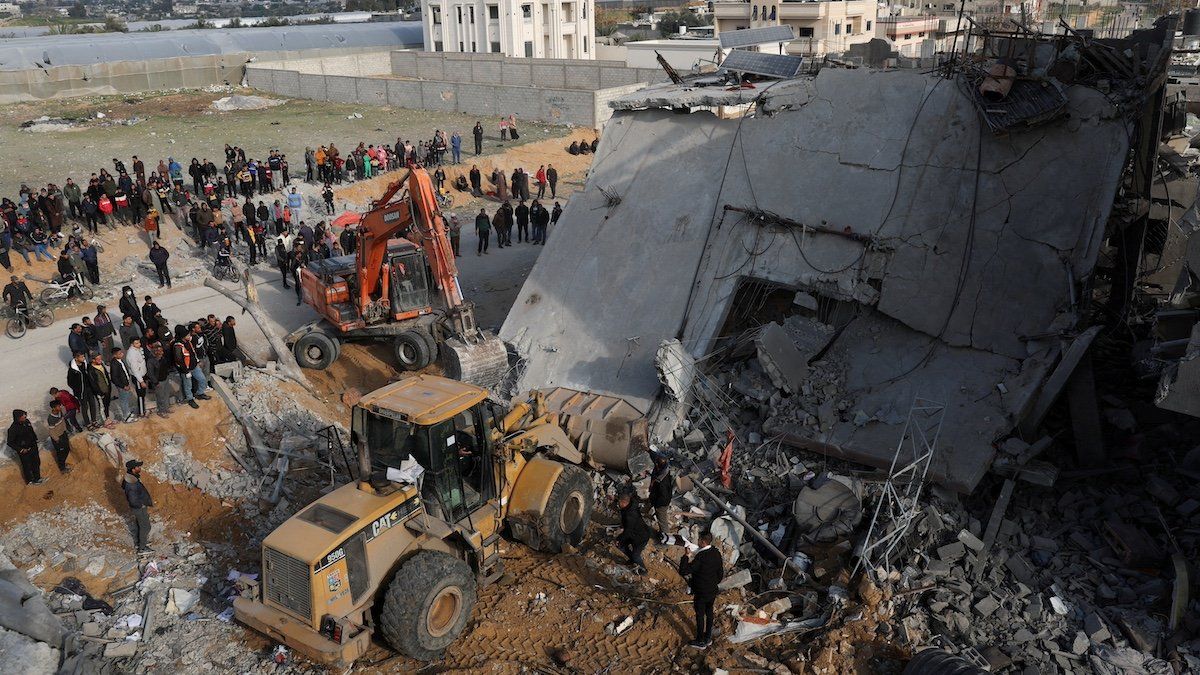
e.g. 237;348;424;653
6;303;54;339
213;258;240;283
436;188;454;210
40;275;94;306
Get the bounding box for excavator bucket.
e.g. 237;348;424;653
538;387;651;474
441;333;508;391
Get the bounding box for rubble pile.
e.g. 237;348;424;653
148;432;261;501
230;369;343;440
4;504;138;585
118;239;209;293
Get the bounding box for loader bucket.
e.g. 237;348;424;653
538;387;650;474
442;333;508;391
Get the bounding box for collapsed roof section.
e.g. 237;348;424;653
501;34;1165;491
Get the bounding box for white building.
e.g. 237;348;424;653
422;0;597;59
0;2;22;17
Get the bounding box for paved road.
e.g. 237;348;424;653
0;238;541;415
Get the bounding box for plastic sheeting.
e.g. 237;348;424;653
0;22;423;72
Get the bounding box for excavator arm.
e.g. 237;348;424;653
403;168;465;311
355;173;414;312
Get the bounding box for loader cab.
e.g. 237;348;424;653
352;376;502;526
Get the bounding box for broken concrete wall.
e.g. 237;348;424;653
501;69;1129;491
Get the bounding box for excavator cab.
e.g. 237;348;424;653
387;250;431;318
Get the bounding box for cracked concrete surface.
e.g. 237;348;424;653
501;68;1129;491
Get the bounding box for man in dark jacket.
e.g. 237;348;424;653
679;530;723;649
515;200;530;244
2;275;31;309
472;121;484;155
67;351;98;428
149;242;171;288
221;317;238;362
275;238;290;288
616;492;651;575
141;295;162;331
46;400;71;473
123;459;154;552
649;453;674;542
475;209;491;256
546;164;558;198
7;409;42;485
531;200;550;245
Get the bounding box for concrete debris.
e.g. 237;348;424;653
755;322;809;394
211;95;286;111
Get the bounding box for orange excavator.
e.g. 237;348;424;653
285;168;507;388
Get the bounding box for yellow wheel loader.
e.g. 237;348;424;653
233;374;648;666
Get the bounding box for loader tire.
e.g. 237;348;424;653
394;330;433;371
379;551;476;661
293;331;337;370
532;463;593;553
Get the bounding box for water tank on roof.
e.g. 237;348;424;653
1183;8;1200;36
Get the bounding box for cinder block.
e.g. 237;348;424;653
457;83;498;117
420;80;459;112
355;77;387;105
531;63;566;88
386;79;423;108
599;67;636;88
323;75;357;103
415;52;446;80
298;73;327;100
563;65;600;90
501;60;533;87
472;59;502;84
390;50;419;75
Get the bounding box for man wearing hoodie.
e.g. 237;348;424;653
118;286;143;332
7;409;42;485
123;459;154;553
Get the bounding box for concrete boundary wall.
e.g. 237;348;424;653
247;50;663;127
0;45;392;105
389;50;666;87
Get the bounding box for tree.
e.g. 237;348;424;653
595;8;629;37
67;1;87;18
103;15;128;32
657;10;705;37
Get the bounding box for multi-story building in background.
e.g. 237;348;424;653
422;0;597;59
712;0;878;57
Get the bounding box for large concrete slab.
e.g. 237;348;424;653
501;69;1129;491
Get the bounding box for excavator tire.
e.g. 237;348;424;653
440;334;508;390
394;330;434;371
531;464;593;553
293;331;338;370
378;550;477;661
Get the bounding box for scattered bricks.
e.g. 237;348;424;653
1013;628;1035;643
82;622;101;637
1026;594;1044;623
924;559;951;577
104;642;138;658
1030;536;1059;553
958;529;985;552
1071;632;1089;655
718;569;752;591
1085;612;1111;643
1144;476;1180;505
973;595;1000;617
1006;554;1037;586
938;541;966;563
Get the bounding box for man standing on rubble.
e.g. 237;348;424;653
679;530;723;649
649;453;674;542
123;459;154;554
616;492;651;576
7;409;42;485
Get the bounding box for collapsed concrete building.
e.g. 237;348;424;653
502;23;1176;493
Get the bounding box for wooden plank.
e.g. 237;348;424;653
971;479;1015;580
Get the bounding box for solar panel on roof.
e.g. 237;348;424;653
719;25;796;49
720;50;804;79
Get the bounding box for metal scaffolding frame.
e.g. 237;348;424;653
854;396;946;575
